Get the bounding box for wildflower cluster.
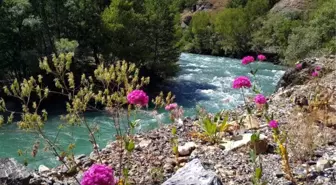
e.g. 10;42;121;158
81;164;115;185
127;90;149;107
232;76;252;89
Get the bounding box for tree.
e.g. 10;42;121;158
102;0;180;80
214;8;250;55
0;0;41;80
251;14;301;56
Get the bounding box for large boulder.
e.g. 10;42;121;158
161;158;222;185
0;158;32;185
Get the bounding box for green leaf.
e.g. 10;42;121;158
172;145;178;154
255;167;262;180
251;133;259;142
171;126;177;135
250;150;256;163
203;117;217;136
125;139;135;152
123;168;129;178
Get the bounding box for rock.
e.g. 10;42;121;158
270;0;310;16
0;158;32;185
220;133;267;153
38;165;50;174
177;157;188;163
135;139;152;150
29;177;43;185
314;176;331;185
163;163;174;173
178;142;196;156
316;159;331;172
161;159;222;185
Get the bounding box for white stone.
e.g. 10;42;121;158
316;159;331;172
162;159;222;185
220;133;267;152
178;142;197;156
135;139;152;150
38;165;50;173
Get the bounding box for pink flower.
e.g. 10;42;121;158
254;94;267;104
315;66;321;71
232;76;252;89
242;56;255;65
127;90;149;107
296;63;302;70
81;164;115;185
269;120;278;129
312;71;319;77
165;103;178;111
257;54;266;61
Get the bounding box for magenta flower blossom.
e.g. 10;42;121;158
165;103;178;111
312;71;319;77
127;90;149;107
81;164;115;185
315;66;321;71
254;94;267;104
242;56;255;65
296;63;302;70
232;76;252;89
269;120;278;129
257;54;266;61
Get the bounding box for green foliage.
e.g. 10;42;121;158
251;14;301;55
245;0;270;19
102;0;180;79
179;0;334;65
285;0;336;64
0;0;181;84
214;8;250;55
196;108;230;143
55;39;79;54
227;0;248;8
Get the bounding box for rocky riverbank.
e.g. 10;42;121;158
1;55;335;185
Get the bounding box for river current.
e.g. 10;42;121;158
0;53;285;168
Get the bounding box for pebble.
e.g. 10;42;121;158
316;159;331;172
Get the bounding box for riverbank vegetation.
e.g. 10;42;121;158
0;0;187;83
180;0;336;65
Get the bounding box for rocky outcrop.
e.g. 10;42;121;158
270;0;312;15
161;159;222;185
276;55;335;90
0;158;32;185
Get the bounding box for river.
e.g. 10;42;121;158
0;53;286;168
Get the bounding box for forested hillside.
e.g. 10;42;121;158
180;0;336;64
0;0;188;83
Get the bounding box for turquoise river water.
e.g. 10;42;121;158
0;53;286;169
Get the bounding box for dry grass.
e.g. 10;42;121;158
283;86;336;162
